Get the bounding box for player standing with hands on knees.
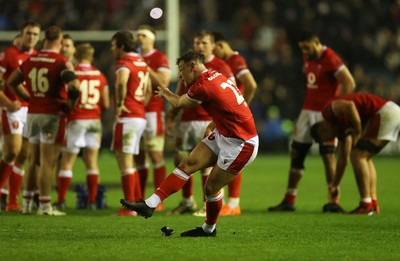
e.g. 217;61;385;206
311;93;400;214
121;49;258;237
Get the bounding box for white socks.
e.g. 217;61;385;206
202;223;216;233
145;194;162;208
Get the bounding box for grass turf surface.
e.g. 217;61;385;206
1;152;399;260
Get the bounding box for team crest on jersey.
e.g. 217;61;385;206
12;121;19;129
0;52;4;61
208;133;215;140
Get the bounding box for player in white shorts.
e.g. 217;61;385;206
7;25;80;216
0;21;41;212
268;31;355;213
134;25;171;211
55;43;110;210
166;31;235;216
110;31;152;216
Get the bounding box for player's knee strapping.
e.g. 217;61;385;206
319;144;336;155
290;141;312;170
355;140;384;155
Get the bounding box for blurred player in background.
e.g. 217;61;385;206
121;49;258;237
0;33;22;211
110;31;152;216
52;33;77;210
311;93;400;214
12;34;22;46
7;26;80;215
268;31;355;212
0;21;41;212
61;34;76;64
134;25;171;211
166;31;235;217
212;31;257;216
56;43;109;210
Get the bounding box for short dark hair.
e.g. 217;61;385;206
112;30;136;52
298;30;319;42
176;49;205;65
63;34;74;42
45;26;62;42
212;31;228;43
21;20;41;32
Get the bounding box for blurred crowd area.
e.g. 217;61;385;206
1;0;400;150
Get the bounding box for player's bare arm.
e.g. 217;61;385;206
148;66;171;89
333;135;352;188
144;74;152;106
0;72;4;91
101;86;110;109
115;68;131;117
155;86;197;109
336;66;356;95
66;78;80;111
331;100;362;144
238;71;257;103
0;90;21;112
203;122;216;138
60;67;80;112
7;69;30;103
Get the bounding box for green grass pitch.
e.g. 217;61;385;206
1;152;399;261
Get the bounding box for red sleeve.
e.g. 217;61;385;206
157;54;170;70
220;63;234;80
101;73;108;89
231;55;248;75
186;81;208;103
114;60;127;71
326;50;343;73
0;49;9;72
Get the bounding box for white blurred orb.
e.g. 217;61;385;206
150;7;163;19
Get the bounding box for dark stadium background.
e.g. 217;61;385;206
1;0;399;152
